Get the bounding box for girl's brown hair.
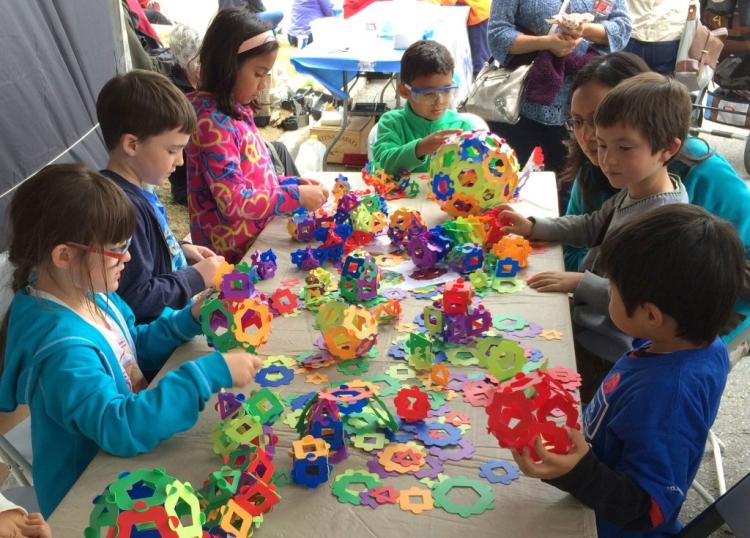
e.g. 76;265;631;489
0;163;136;370
198;7;279;118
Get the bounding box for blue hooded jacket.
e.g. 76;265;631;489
0;290;231;517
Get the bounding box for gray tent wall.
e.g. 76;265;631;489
0;0;127;314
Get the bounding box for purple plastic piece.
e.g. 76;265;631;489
509;322;543;339
360;490;380;509
368;457;401;478
429;438;475;461
413;455;445;479
406;233;442;269
387;341;408;359
446;373;468;392
328;446;348;464
382;287;407;300
428;404;450;418
220;269;254;300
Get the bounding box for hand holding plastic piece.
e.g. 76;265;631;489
416;129;462;158
546;33;582;57
181;243;216;263
497;204;534;236
299;184;329;211
223;351;264;388
511;427;590;480
20;513;52;538
527;271;584;293
193;255;226;287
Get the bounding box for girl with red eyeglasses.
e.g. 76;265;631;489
0;163;263;517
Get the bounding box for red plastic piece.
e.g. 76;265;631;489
442;278;475;315
394;385;431;423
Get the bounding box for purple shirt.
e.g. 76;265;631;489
289;0;333;37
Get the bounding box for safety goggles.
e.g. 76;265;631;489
66;237;132;262
404;83;458;104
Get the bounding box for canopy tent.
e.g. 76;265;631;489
0;0;126;251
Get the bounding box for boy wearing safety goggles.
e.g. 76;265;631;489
373;40;484;174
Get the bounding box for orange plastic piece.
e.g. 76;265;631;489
379;442;426;473
492;233;532;267
232;297;273;349
431;363;450;386
398;486;435;514
291;435;330;461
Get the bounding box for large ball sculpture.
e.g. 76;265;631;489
430;131;520;217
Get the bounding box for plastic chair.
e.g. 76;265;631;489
366;112;490;162
679;472;750;537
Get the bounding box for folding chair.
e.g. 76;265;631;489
679;472;750;537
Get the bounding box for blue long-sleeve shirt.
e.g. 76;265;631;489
0;291;232;516
487;0;631;125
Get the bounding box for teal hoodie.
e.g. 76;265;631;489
372;103;481;174
564;137;750;271
0;291;231;516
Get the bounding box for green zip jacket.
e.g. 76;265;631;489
373;103;481;174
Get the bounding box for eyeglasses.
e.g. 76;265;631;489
565;117;595;132
404;83;458;104
66;237;132;262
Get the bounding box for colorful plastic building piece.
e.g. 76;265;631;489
339;250;380;303
394;385;431;423
316;301;378;359
430;131;520;217
491;233;532;268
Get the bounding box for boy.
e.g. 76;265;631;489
512;204;745;537
97;70;224;323
500;72;693;363
373;40;484;175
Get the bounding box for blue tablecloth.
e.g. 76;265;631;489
290;2;471;101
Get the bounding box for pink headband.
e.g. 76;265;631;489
237;30;276;54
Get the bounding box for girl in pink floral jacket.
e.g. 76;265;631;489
187;8;328;262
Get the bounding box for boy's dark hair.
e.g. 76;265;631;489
96;69;197;151
199;7;279;118
600;205;745;345
594;72;692;155
400;40;454;85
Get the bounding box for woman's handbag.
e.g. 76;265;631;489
675;1;728;91
458;58;531;124
458;0;571;124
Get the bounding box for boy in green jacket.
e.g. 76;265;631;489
373;40;483;174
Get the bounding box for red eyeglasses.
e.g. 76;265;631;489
65;237;132;261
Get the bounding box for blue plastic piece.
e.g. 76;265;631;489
255;365;294;387
479;460;520;485
417;422;463;447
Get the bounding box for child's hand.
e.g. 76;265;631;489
498;205;534;236
297;177;322;186
194;255;226;287
546;33;582;57
182;243;216;263
223;352;264;387
0;509;26;537
528;271;584;293
416;129;462;158
299;184;329;211
191;291;213;322
20;513;51;538
511;427;590;480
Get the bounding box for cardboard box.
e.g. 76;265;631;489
310;116;375;164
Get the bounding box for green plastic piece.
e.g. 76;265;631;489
331;470;383;505
478;338;525;381
492;277;525;294
344;411;380;435
363;374;402;397
445;347;479;367
385;363;416;381
432;476;495;518
272;470;292;487
244;388;284;424
352;432;387;452
337;358;370;376
164;480;204;538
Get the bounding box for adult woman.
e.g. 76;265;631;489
487;0;631;210
187;9;327;262
558;51;750;274
623;0;690;73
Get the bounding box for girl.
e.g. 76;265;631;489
0;164;263;517
187;8;328;263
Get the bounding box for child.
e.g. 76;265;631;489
0;164;263;517
512;204;745;537
97;69;226;323
372;40;485;175
500;72;693;362
0;494;50;538
188;8;328;263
